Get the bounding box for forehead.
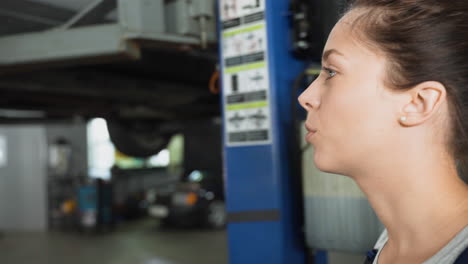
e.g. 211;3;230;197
323;11;382;61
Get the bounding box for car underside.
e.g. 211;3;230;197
0;0;220;157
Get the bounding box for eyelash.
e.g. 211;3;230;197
322;67;337;80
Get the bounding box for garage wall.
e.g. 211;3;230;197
0;125;48;231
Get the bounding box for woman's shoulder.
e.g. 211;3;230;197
373;226;468;264
424;225;468;264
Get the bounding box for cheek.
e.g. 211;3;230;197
318;81;385;158
312;88;360;171
321;87;368;138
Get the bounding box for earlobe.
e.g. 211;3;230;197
399;81;446;126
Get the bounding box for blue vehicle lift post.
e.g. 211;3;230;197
218;0;309;263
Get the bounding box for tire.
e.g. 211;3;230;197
205;201;226;229
106;119;173;158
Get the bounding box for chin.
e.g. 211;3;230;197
313;150;346;175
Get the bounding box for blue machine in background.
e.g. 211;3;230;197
78;185;98;229
219;0;306;263
78;180;113;232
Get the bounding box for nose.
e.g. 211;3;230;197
298;80;321;111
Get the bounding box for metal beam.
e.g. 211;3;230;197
0;0;208;72
0;21;201;72
125;32;201;47
0;108;45;118
0;24;140;70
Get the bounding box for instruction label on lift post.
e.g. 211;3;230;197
220;0;271;146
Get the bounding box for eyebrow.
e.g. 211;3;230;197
322;49;346;62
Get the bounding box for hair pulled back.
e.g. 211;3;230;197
346;0;468;161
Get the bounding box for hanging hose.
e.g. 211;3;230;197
209;70;220;94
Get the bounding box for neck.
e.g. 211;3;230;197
352;148;468;255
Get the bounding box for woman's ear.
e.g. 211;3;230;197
399;81;447;126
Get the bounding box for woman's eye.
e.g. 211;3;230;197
323;67;337;80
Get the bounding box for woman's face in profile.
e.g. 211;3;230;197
299;11;401;176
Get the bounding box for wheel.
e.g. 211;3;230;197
205;201;226;229
106;119;173;158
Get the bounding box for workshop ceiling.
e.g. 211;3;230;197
0;0;117;36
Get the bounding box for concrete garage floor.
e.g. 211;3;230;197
0;218;367;264
0;219;228;264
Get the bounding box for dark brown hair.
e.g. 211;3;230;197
346;0;468;161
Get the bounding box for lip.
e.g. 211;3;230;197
305;123;317;141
